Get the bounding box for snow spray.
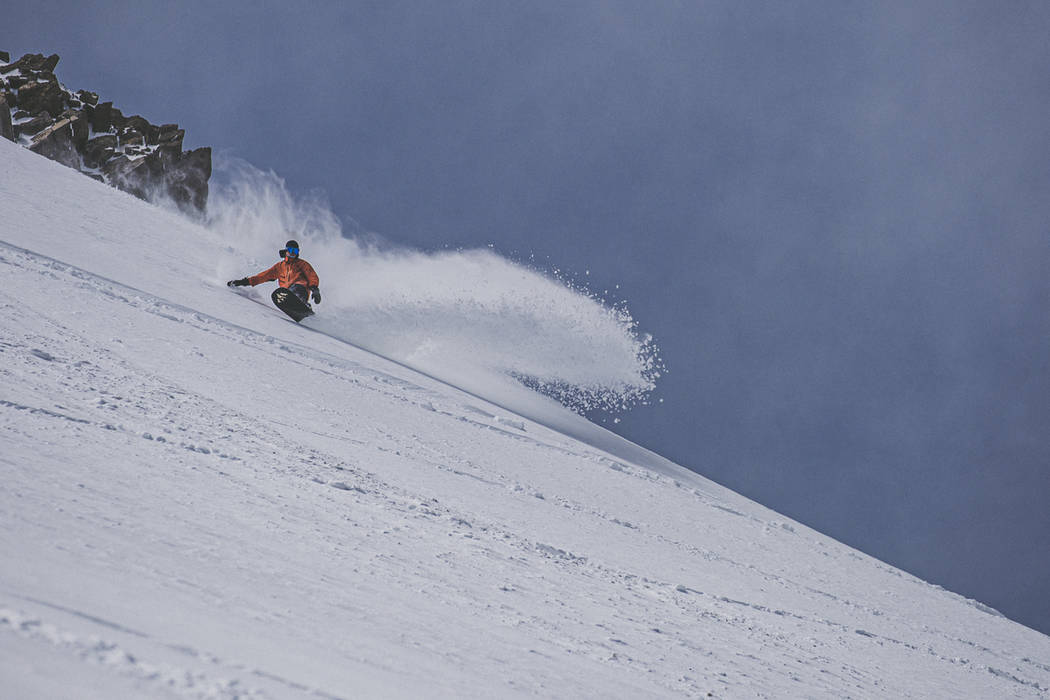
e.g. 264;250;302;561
206;157;663;416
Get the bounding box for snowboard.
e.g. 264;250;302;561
271;287;314;322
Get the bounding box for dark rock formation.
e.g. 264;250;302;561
0;94;14;141
0;51;210;215
0;53;60;75
29;113;82;168
17;79;66;118
83;134;118;168
15;113;52;137
167;146;212;212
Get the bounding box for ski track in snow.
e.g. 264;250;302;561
2;142;1050;697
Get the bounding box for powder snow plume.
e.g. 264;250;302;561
208;158;662;416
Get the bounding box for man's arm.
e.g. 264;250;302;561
247;262;282;287
302;260;320;288
302;260;322;303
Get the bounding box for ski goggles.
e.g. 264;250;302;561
286;246;300;256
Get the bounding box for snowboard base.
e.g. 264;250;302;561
272;287;314;322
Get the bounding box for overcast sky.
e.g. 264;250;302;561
7;1;1050;636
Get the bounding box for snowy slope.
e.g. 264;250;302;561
2;139;1049;699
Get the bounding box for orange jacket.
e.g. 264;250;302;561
248;257;319;290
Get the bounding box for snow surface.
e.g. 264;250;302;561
2;138;1049;698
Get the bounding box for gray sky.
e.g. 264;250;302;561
7;1;1050;635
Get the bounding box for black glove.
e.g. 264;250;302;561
310;286;321;304
227;278;250;287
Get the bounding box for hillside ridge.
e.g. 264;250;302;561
2;133;1049;698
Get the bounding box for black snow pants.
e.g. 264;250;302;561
288;284;310;305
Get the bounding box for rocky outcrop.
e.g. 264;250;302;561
1;51;210;215
0;94;13;141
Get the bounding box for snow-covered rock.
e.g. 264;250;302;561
0;51;210;213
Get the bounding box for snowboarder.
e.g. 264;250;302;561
227;239;321;307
